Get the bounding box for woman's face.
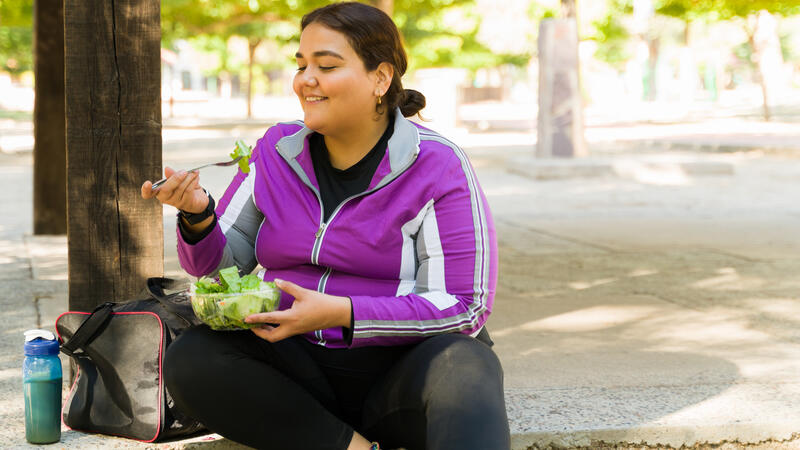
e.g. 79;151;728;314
293;23;381;136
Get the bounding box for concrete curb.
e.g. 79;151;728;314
512;426;800;450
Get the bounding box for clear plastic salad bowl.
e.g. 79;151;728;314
189;283;281;331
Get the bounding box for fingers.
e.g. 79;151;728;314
153;170;186;203
247;308;294;343
157;170;200;210
274;278;306;297
251;324;291;342
174;171;199;205
245;310;289;325
141;180;154;199
188;173;201;191
141;166;178;201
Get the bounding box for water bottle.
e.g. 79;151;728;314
23;329;62;444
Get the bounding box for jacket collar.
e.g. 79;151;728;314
276;108;420;180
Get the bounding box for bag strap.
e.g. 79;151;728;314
60;302;115;357
146;277;193;327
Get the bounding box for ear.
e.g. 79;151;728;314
374;62;394;95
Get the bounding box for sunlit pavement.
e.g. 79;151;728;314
2;103;800;448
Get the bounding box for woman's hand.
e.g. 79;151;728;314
245;279;352;342
141;167;207;213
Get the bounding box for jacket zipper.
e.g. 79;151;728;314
309;150;419;266
297;141;418;346
317;267;332;292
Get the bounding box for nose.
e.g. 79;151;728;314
299;70;318;87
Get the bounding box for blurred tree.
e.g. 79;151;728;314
587;0;633;73
656;0;800;120
0;0;34;79
392;0;526;71
561;0;577;18
161;0;528;116
588;1;632;72
161;0;328;118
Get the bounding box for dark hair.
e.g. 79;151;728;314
301;2;425;118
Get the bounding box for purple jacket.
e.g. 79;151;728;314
177;112;497;348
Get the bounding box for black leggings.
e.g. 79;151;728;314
164;326;510;450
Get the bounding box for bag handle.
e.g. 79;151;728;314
146;277;194;327
60;302;115;357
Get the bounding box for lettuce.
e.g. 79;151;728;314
191;266;280;330
195;276;225;294
230;139;253;174
218;266;241;292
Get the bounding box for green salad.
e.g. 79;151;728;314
191;266;280;330
230;139;253;174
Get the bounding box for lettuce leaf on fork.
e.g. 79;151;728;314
230;139;253;174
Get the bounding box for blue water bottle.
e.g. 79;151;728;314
23;329;62;444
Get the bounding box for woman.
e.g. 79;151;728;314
141;3;508;449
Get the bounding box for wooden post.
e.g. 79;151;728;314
536;18;586;158
64;0;164;311
33;0;66;235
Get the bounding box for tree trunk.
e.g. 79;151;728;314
645;37;659;101
747;33;770;121
33;0;66;235
560;0;576;19
247;39;260;119
684;19;690;46
64;0;164;311
370;0;393;15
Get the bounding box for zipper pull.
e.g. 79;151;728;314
315;222;327;238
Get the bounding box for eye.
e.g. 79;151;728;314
319;66;335;71
296;66;306;72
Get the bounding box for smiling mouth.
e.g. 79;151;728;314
305;96;327;103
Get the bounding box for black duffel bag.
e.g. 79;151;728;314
55;277;206;442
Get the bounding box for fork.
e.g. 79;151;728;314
151;156;243;190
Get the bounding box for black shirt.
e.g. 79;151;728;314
310;114;394;222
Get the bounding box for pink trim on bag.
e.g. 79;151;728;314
55;310;166;443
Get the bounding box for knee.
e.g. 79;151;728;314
423;334;504;398
433;334;503;379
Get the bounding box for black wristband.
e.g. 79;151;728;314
179;192;215;225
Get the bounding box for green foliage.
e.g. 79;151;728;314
656;0;800;21
0;0;33;76
161;0;329;48
589;0;633;71
0;25;31;75
163;0;526;75
779;31;796;62
591;15;631;71
0;0;33;27
392;0;526;70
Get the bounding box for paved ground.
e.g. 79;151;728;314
1;113;800;449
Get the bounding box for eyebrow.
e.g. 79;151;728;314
295;50;345;60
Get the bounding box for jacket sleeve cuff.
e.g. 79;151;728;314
341;298;355;347
177;213;217;244
347;295;426;348
176;217;225;277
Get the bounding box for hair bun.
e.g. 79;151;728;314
400;89;426;118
